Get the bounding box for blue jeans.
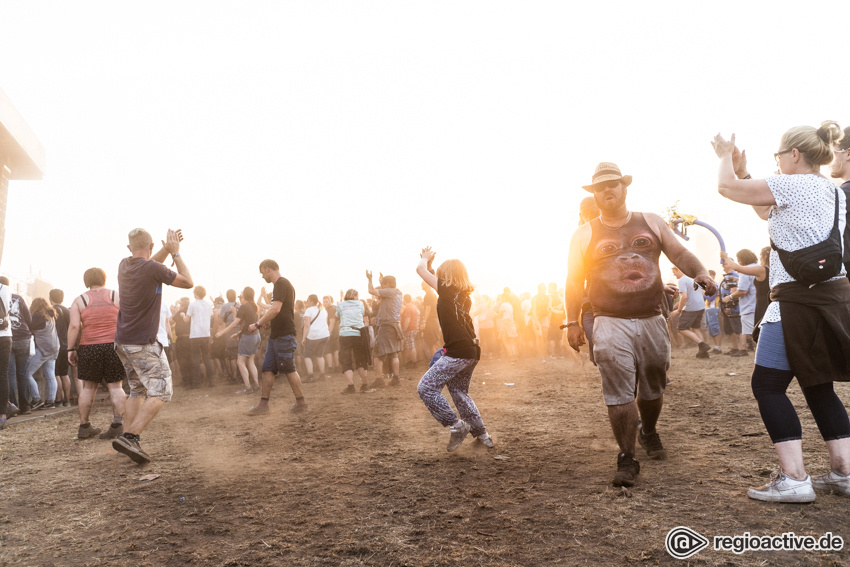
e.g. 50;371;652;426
26;349;58;403
8;338;33;406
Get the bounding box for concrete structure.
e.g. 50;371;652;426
0;86;45;267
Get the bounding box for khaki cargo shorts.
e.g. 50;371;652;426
115;342;173;402
592;315;670;406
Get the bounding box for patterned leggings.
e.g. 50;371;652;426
417;355;485;437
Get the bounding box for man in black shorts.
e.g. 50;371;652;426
245;259;306;415
566;162;716;488
672;267;711;359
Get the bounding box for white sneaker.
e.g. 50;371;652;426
812;471;850;496
712;346;723;354
476;433;495;448
747;470;816;503
447;421;471;452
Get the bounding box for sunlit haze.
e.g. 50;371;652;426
2;2;848;306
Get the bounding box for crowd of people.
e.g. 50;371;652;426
1;120;850;505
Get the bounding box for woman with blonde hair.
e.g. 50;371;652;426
713;121;850;502
336;289;370;393
416;247;493;451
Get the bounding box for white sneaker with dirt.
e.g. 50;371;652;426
476;433;495;448
812;471;850;496
447;420;471;452
747;470;815;503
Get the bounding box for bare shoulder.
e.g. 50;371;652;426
571;222;593;245
569;222;593;264
641;212;672;241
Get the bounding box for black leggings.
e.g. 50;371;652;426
751;364;850;443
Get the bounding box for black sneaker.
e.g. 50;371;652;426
341;385;356;395
696;351;711;359
731;350;749;357
724;349;740;356
388;376;401;387
638;429;668;460
112;434;151;464
30;400;45;411
613;452;640;487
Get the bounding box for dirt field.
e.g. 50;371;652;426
2;348;849;566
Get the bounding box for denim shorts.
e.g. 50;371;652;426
704;308;721;337
754;322;791;371
238;332;261;357
262;335;297;375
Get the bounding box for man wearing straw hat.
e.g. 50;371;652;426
565;162;716;487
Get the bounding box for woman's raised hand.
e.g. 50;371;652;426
711;133;736;158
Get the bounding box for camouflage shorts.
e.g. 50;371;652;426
114;342;173;402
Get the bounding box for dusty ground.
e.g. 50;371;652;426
2;347;850;566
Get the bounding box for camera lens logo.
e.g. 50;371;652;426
666;526;709;560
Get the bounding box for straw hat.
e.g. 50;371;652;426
581;162;633;192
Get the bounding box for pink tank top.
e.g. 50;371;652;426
80;288;119;345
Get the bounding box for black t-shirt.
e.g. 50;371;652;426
53;304;70;349
270;277;296;339
436;279;480;360
237;303;259;333
174;310;190;338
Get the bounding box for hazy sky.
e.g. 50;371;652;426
2;2;848;306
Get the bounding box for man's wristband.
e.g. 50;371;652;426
172;253;180;259
742;174;751;180
566;321;580;328
67;348;76;352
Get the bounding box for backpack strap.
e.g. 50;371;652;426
80;293;89;308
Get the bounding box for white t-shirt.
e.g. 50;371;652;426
763;174;846;323
157;302;170;346
498;302;514;320
187;299;213;338
677;276;705;312
0;285;11;338
303;305;330;340
520;298;531;324
736;265;758;316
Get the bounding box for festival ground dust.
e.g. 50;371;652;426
2;348;850;566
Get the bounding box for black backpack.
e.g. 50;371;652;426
771;187;843;285
0;285;8;331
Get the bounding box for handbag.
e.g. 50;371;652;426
770;187;843;285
